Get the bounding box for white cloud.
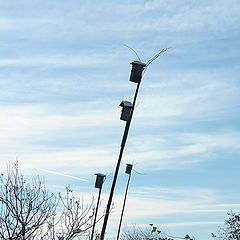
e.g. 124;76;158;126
21;148;115;170
108;186;240;223
0;103;117;139
0;17;50;30
0;54;112;67
1;94;239;173
137;70;239;124
128;0;240;33
159;221;223;227
81;185;240;238
132;221;223;228
1;0;239;43
78;0;240;36
124;131;240;170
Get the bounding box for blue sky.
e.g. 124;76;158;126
0;0;240;239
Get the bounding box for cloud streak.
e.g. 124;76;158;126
0;54;112;67
38;168;88;182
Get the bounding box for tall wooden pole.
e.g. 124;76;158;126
100;82;140;240
116;169;132;240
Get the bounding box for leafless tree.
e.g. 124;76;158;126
120;225;151;240
120;224;195;240
0;162;105;240
37;187;104;240
51;185;112;240
51;186;96;240
0;161;56;240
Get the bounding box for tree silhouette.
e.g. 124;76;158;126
0;162;103;240
0;161;56;240
213;211;240;240
120;224;195;240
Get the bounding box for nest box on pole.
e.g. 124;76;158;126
125;163;133;174
129;61;146;83
119;101;133;121
94;173;106;189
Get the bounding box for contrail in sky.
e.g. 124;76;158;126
38;168;88;182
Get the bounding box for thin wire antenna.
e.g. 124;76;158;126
124;44;141;62
146;47;170;67
130;161;147;175
132;169;147;175
105;173;113;180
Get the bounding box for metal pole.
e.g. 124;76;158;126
90;187;102;240
116;171;132;240
100;82;140;240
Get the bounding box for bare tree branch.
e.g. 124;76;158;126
0;162;56;240
0;162;106;240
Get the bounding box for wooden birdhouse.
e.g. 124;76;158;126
119;101;133;121
129;61;146;83
125;164;133;174
94;173;106;189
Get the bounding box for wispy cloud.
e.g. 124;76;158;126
0;54;112;67
124;131;240;170
16;148;116;176
0;104;117;138
134;221;223;228
108;186;240;220
138;70;240;124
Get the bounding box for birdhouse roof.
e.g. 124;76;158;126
119;100;133;108
130;60;146;67
126;163;133;167
95;173;106;177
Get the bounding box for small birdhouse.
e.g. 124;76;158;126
129;61;146;83
125;164;133;174
94;173;106;189
119;101;133;121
